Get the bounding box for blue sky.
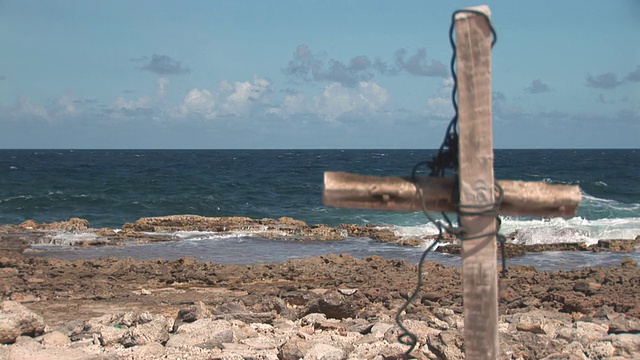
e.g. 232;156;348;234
1;1;638;149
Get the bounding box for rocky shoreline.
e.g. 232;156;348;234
1;216;640;359
3;215;640;257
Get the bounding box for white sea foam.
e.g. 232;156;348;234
385;215;640;247
170;230;263;241
385;222;449;250
0;195;32;203
501;216;640;246
37;229;264;247
439;190;640;248
543;178;579;185
37;232;100;246
389;223;441;238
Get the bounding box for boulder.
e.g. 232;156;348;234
95;324;126;347
172;301;211;332
397;319;439;345
556;321;608;347
427;329;464;360
306;291;356;319
7;343;99;360
0;301;46;344
607;314;640;334
41;331;71;347
279;335;315;360
351;341;410;359
585;341;616;359
121;313;171;347
508;310;572;338
46;218;90;232
539;341;589;360
165;318;234;349
591;239;640;253
304;343;345;360
621;257;638;268
605;333;640;358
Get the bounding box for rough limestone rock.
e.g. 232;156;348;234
0;233;30;253
556;322;598;346
165;318;234;348
53;320;85;338
8;216;640;254
592;238;640;253
508;310;572;338
610;318;640;335
398;319;440;346
83;312;170;348
95;324;126;347
351;341;409;359
46;218;90;232
605;333;640;358
338;224;402;244
0;301;46;344
500;330;564;359
304;343;345;360
279;335;315;360
554;341;589;360
7;342;100;360
121;215;347;241
2;232;640;359
621;256;638;268
586;341;616;359
306;290;356;319
117;342;167;358
40;331;71;347
120;313;171;347
172;301;211;332
427;329;464;360
370;322;393;339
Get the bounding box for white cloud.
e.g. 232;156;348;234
426;77;454;119
112;95;154;111
110;77;169;118
267;81;391;121
15;96;49;119
170;76;273;120
311;81;389;121
221;76;273;117
267;93;306;117
54;92;81;117
2;92;89;122
156;77;169;98
170;88;218;119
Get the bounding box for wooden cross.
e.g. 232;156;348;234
323;6;582;359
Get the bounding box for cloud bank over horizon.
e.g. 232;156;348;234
1;1;638;149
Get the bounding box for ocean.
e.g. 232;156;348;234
1;149;639;270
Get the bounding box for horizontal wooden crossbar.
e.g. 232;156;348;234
323;172;581;218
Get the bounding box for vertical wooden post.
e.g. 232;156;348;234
455;6;499;359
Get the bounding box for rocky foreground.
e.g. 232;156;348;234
1;216;640;359
0;253;639;358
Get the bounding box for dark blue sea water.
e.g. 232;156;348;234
1;149;639;268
